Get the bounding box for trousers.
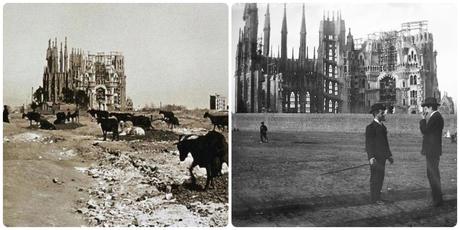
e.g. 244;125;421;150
426;155;442;204
260;133;268;142
370;159;386;202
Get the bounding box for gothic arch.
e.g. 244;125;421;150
289;91;296;110
377;72;396;82
92;84;108;110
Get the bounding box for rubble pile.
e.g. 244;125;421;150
75;143;228;227
3;132;65;143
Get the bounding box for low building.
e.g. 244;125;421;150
210;94;227;111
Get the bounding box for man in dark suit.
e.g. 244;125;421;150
260;122;268;143
366;103;394;204
420;97;444;207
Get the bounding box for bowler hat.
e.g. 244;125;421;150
369;103;386;114
421;97;440;107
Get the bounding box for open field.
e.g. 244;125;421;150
232;129;457;227
3;110;228;227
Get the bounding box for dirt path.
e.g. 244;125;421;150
3;120;95;227
232;130;457;227
3;111;228;227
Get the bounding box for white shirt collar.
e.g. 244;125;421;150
430;110;438;116
374;118;381;124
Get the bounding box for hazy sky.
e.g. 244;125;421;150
232;2;458;104
4;3;228;109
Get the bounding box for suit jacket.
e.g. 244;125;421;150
366;121;392;161
420;111;444;157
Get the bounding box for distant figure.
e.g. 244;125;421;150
3;105;10;123
66;109;71;122
260;122;268;143
419;97;444;207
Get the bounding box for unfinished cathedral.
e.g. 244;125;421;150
234;4;440;114
42;37;127;110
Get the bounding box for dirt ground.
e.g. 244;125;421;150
3;111;228;227
232;130;457;227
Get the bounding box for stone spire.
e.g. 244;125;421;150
299;4;307;65
281;3;288;71
64;37;68;72
263;4;271;56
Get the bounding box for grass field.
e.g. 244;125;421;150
232;130;457;227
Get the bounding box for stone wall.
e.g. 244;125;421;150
232;113;457;134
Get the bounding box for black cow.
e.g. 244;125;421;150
176;131;228;190
164;116;180;129
109;112;133;122
67;110;80;123
97;110;109;119
159;110;175;121
40;119;56;130
87;109;98;118
87;109;109;120
452;132;457;143
96;117;119;141
204;112;228;131
54;112;67;125
22;112;41;126
129;115;153;130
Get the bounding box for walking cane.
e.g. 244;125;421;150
320;163;369;175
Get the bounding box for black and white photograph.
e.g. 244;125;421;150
232;2;457;227
3;3;228;227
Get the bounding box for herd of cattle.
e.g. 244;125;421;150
21;109;228;136
20;109;229;190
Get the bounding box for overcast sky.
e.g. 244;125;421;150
4;3;228;109
232;2;458;104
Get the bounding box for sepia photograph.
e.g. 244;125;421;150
3;3;228;227
232;2;457;227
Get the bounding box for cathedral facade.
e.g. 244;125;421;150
42;37;127;111
234;4;440;114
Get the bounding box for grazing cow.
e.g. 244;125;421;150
129;115;153;130
87;109;109;120
67;110;80;123
204;112;228;131
164;116;180;129
22;112;41;126
40;119;56;130
109;112;133;122
159;110;175;121
54;112;67;125
87;109;98;118
96;110;109;119
96;117;119;141
175;131;228;190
